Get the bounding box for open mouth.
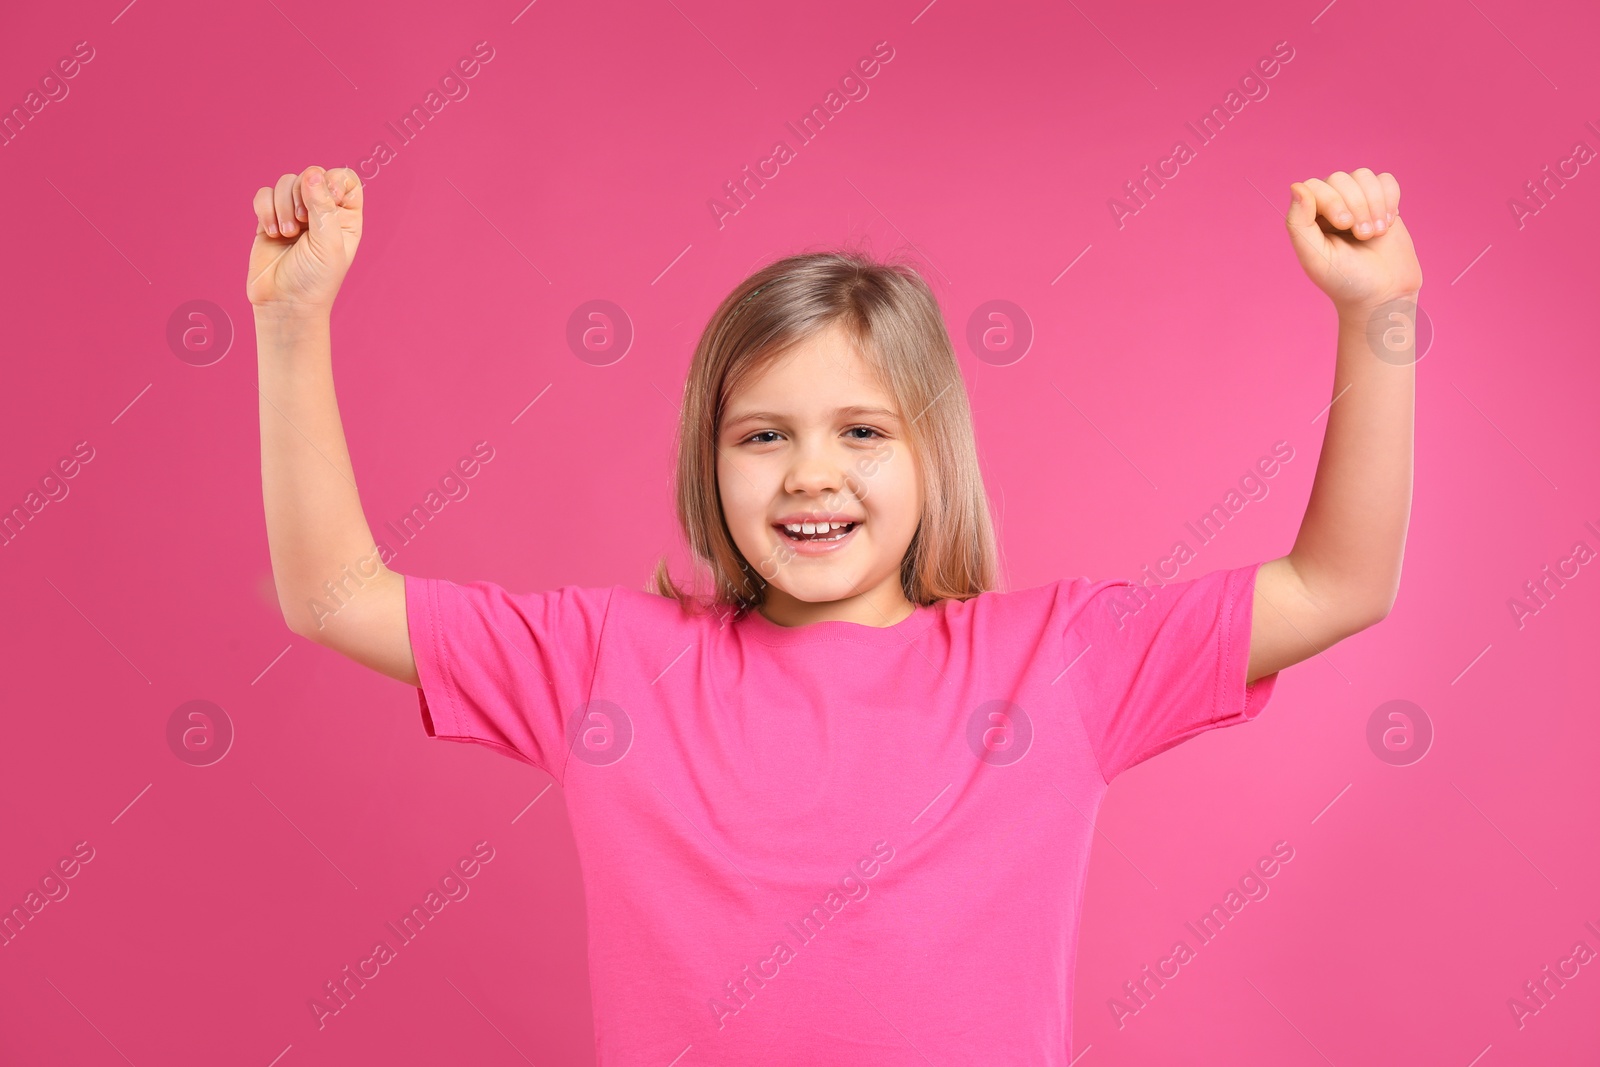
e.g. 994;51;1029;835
775;520;859;544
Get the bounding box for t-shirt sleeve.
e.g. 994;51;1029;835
404;574;615;784
1063;561;1280;784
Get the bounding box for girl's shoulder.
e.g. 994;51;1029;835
934;573;1185;641
939;575;1091;617
600;582;735;631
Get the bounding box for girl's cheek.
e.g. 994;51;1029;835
856;445;897;497
756;540;795;579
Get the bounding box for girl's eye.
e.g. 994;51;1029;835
740;427;883;444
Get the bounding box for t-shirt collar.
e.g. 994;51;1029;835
734;599;938;646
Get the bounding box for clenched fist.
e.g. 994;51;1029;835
247;166;363;312
1285;168;1422;314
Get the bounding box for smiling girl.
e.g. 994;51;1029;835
249;164;1419;1064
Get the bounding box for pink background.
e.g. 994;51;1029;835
3;0;1597;1063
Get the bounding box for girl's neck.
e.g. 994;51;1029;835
757;580;917;629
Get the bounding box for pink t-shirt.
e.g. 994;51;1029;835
406;561;1279;1065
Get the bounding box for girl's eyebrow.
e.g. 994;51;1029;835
723;405;902;430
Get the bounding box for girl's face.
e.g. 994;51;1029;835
716;323;924;626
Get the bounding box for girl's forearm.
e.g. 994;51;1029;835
255;308;401;644
1287;298;1417;625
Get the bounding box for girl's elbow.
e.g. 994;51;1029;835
1353;594;1395;632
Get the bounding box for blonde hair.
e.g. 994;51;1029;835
652;247;998;618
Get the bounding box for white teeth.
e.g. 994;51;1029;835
780;521;855;538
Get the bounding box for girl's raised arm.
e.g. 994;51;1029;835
248;166;418;686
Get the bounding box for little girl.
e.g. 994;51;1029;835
249;164;1419;1064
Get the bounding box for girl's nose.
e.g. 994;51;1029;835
783;445;847;496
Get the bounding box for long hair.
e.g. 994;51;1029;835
652;247;998;618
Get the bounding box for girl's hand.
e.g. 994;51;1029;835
1285;168;1422;314
247;166;364;313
